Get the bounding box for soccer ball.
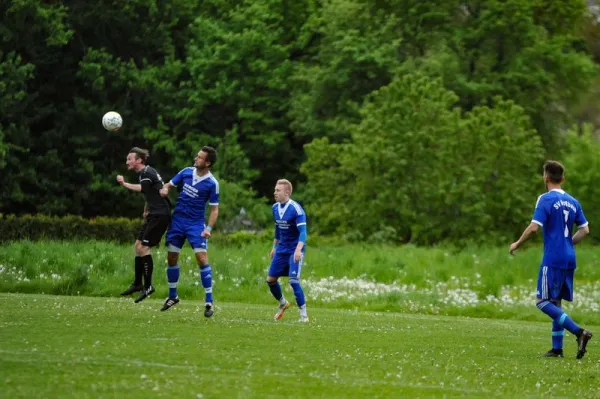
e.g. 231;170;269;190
102;111;123;131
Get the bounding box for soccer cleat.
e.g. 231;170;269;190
576;330;593;359
298;316;310;323
120;284;143;296
543;349;564;358
160;297;180;311
204;303;214;318
134;286;155;303
274;301;291;320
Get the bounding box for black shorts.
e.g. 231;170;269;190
137;214;170;247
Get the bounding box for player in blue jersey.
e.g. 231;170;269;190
117;147;171;303
509;161;592;359
267;179;309;322
158;146;219;317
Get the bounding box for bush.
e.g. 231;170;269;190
0;214;139;243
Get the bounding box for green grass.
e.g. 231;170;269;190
1;240;600;324
1;293;599;398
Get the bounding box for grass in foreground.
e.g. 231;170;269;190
0;293;599;398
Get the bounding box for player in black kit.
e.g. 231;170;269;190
117;147;171;303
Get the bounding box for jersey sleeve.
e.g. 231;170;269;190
169;169;185;186
575;202;589;228
139;169;155;193
531;195;548;227
209;180;219;205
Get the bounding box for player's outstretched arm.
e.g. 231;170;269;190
572;224;590;245
116;175;142;192
509;222;539;255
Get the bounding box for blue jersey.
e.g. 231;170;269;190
532;189;588;270
273;199;306;254
169;167;219;223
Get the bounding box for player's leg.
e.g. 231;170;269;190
268;254;290;320
545;299;564;357
161;221;184;311
288;253;308;322
195;250;214;318
134;214;170;303
564;270;593;359
188;228;214;318
120;222;148;295
536;267;592;358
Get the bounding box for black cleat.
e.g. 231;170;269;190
576;330;593;359
160;297;179;311
204;303;214;318
120;284;143;296
543;349;564;358
134;286;155;303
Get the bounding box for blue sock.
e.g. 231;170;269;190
268;281;283;301
552;320;565;350
199;264;213;303
537;300;583;336
166;265;180;299
290;278;306;307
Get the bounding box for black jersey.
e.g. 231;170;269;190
139;166;171;215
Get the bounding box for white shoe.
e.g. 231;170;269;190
274;301;291;320
298;316;310;323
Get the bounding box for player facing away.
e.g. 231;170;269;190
159;146;219;317
267;179;309;322
509;161;592;359
117;147;171;303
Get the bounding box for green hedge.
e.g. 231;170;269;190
0;214;274;246
0;214;140;243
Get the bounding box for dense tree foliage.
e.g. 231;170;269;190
1;0;599;244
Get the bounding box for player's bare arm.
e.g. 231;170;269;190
201;205;219;238
270;239;279;259
159;182;174;197
294;241;304;263
572;224;590;245
116;175;142;192
509;222;539;255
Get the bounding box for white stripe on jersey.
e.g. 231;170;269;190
209;174;219;194
290;200;304;215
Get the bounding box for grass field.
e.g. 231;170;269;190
1;293;598;398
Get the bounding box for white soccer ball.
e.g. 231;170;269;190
102;111;123;131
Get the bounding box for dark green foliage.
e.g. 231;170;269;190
1;0;598;246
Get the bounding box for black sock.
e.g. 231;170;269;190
134;256;143;286
142;255;154;288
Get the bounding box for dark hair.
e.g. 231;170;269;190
129;147;149;164
202;146;217;168
543;160;564;184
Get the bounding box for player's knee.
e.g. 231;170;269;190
167;252;179;266
195;252;208;266
266;277;278;285
289;278;301;287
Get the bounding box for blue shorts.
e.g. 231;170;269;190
165;218;208;253
268;252;304;279
537;266;574;302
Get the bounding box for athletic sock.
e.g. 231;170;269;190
199;264;213;303
166;265;180;298
537;300;583;336
141;255;154;288
133;256;143;286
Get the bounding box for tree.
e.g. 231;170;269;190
302;73;544;245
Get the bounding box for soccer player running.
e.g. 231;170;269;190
509;161;592;359
159;146;219;317
267;179;309;322
117;147;171;303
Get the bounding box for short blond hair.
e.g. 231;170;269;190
276;179;293;194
